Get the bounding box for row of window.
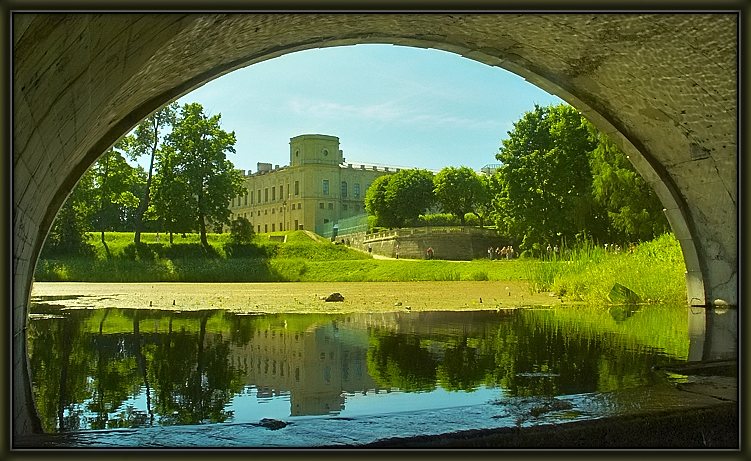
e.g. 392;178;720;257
232;180;364;207
322;180;361;198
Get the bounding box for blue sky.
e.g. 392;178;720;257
172;44;564;173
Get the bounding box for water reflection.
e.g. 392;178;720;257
27;304;695;433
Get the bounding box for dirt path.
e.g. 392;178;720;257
30;281;562;314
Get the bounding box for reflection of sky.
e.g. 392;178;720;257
226;385;502;423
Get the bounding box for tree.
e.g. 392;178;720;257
163;103;244;250
434;166;484;226
123;102;178;245
588;129;670;242
365;169;435;228
90;143;145;257
41;170;97;258
365;174;396;228
495;104;599;251
473;173;497;229
229;216;254;245
150;145;195;243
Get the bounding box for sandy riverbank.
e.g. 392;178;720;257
30;281;565;314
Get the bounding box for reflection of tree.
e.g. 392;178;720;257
437;335;495;391
28;314;91;432
150;313;244;425
367;332;437;391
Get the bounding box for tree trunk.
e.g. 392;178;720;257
134;121;159;245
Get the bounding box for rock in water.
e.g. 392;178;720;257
324;292;345;302
258;418;288;430
607;283;641;304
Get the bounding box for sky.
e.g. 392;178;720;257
169;44;564;173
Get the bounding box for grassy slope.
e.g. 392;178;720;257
35;231;687;304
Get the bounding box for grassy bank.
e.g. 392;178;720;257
525;233;687;304
35;231;687;304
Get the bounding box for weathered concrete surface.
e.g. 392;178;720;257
11;13;737;438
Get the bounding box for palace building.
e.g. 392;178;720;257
229;134;400;235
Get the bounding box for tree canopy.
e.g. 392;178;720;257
160;103;245;249
365;169;435;228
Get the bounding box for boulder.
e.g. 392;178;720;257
324;292;345;302
607;283;641;304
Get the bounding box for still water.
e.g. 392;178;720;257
27;302;691;434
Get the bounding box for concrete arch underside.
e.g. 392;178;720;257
11;13;737;437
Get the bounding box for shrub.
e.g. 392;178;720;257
229;217;254;245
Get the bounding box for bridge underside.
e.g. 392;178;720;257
12;13;737;437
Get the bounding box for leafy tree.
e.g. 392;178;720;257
588;130;670;242
495;104;599;251
41;171;97;257
434;166;484;226
365;169;434;228
150;145;194;243
473;173;497;228
90;143;146;257
365;174;396;228
122;102;178;245
229;216;254;245
162;103;245;250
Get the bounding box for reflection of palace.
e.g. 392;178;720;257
228;320;377;416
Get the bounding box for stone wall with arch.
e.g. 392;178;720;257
12;13;737;437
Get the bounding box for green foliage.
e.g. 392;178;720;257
588;131;670;241
160;102;244;248
365;169;435;228
229;216;254;245
434;166;484;225
90;145;147;232
526;233;686;304
495;104;600;251
121;102;178;244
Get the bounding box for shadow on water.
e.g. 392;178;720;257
25;302;723;436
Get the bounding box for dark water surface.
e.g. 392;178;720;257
28;302;692;434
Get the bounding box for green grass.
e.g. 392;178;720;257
35;231;688;304
525;233;687;304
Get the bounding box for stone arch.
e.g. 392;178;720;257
12;13;736;437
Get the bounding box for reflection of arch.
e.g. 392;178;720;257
13;14;736;437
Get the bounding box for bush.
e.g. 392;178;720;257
229;217;254;245
122;242;158;261
223;242;271;258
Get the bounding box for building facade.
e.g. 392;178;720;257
229;134;398;234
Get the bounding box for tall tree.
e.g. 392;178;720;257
123;102;178;245
588;129;670;242
90;143;145;257
495;104;598;251
434;166;484;225
365;169;435;228
150;145;195;243
163;103;244;250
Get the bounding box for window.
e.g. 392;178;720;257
272;223;275;232
279;185;283;199
324;219;329;224
272;208;275;214
343;204;348;211
272;186;276;201
244;192;248;206
291;204;295;210
341;181;348;198
264;209;268;215
251;191;254;204
265;224;268;233
322;179;329;195
265;188;269;202
279;222;283;231
353;183;360;198
319;202;324;209
298;202;301;208
258;225;261;233
328;203;334;210
295;180;299;196
257;189;261;203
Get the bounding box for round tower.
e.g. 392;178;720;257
289;134;343;166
